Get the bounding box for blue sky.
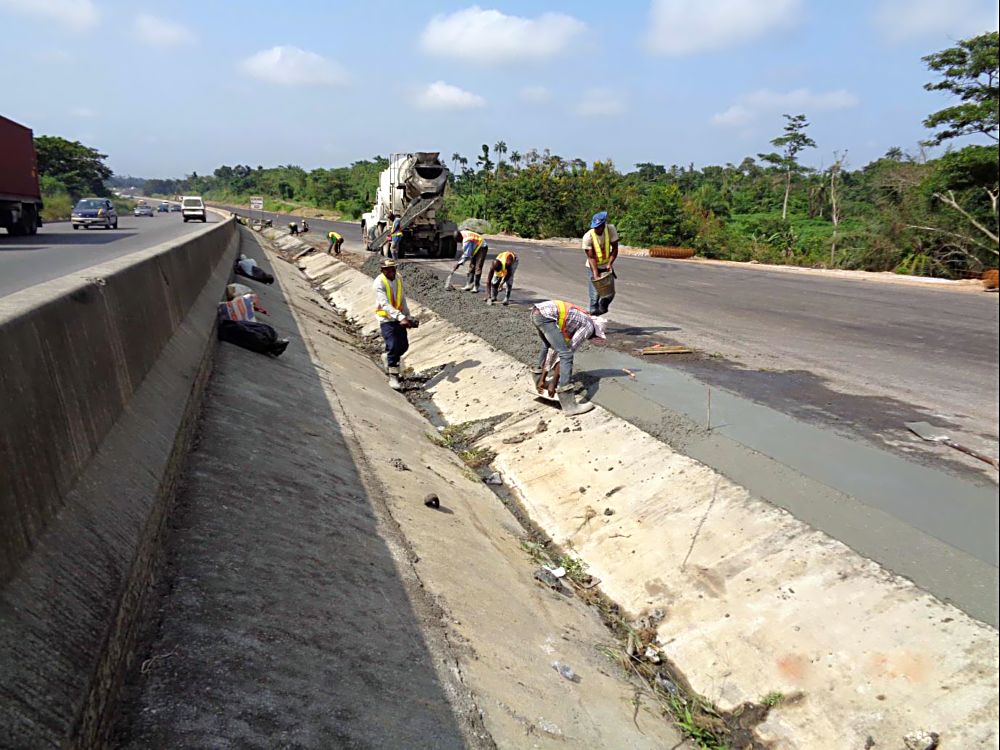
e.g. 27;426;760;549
2;0;997;177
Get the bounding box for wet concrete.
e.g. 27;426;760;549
356;255;1000;626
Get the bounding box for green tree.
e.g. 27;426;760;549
34;135;113;198
493;140;507;175
922;31;999;145
617;184;691;246
761;114;816;220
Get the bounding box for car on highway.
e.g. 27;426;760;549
71;198;118;230
134;204;155;217
181;195;206;222
169;203;182;212
157;202;170;212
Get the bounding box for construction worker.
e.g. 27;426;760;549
484;250;518;305
445;229;489;292
327;230;344;255
384;212;403;259
300;218;309;234
530;299;607;415
373;258;419;391
288;221;298;236
582;210;619;315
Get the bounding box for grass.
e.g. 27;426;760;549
40;192;73;222
761;691;785;708
458;446;494;469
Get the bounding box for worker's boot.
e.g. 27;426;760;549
502;291;511;306
461;281;474;291
388;366;403;391
556;385;594;416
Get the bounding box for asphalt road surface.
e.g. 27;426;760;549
0;208;224;298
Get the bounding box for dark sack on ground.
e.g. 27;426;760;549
218;319;284;355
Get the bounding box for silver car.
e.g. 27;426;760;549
72;198;118;229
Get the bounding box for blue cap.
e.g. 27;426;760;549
590;211;608;229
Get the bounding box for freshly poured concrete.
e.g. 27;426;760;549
580;347;1000;626
290;250;999;750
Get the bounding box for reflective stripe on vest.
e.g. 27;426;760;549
391;221;403;239
462;231;484;251
555;300;586;344
590;228;610;266
376;274;404;318
496;251;515;277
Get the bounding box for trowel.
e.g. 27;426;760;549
904;421;999;470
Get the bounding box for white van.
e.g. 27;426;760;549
181;196;207;222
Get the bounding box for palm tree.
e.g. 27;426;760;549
458;156;468;172
451;152;461;174
510;150;522;170
493;140;507;175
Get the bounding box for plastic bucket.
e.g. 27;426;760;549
593;271;615;298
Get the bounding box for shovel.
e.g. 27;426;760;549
904;421;999;470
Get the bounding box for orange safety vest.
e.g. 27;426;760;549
590;228;611;266
495;251;516;277
555;300;587;343
461;230;484;251
376;274;404;318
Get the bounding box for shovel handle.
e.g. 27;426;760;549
945;440;1000;470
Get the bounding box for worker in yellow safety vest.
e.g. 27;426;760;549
484;250;518;306
327;230;344;255
373;258;419;390
582;211;619;315
384;212;403;259
445;229;489;292
529;299;608;415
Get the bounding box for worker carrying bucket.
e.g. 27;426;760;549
530;300;607;416
582;211;619;315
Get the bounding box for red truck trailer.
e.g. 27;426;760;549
0;115;43;236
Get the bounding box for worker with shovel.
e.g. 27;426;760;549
582;211;619;315
373;258;419;391
485;250;518;305
445;229;489;292
530;300;607;415
326;230;344;255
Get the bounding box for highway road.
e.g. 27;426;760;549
0;209;225;298
234;207;999;475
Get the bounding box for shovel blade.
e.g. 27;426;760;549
905;421;951;442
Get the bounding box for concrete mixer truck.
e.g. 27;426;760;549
361;152;458;258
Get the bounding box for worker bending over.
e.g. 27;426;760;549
327;230;344;255
373;259;419;390
445;229;489;292
531;299;607;415
485;250;518;305
582;211;619;315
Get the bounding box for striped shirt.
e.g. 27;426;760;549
533;300;594;350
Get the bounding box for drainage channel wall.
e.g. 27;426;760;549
0;217;238;747
291;249;998;750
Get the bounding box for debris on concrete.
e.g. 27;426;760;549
391;457;411;472
545;566;566;579
551;662;580;683
603;508;615;516
903;730;940;750
644;646;662;664
640;344;693;356
423;493;440;509
484;472;502;485
533;567;563;590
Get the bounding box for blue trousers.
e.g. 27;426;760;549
531;311;573;388
380;321;409;367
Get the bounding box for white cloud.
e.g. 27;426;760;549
873;0;998;43
420;6;585;63
520;85;551;104
70;107;96;118
240;46;348;87
646;0;801;56
416;81;486;111
133;13;195;47
575;88;625;118
0;0;98;31
711;88;859;127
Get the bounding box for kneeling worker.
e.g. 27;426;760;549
327;230;344;255
485;250;518;305
374;259;418;391
445;229;489;292
530;299;607;415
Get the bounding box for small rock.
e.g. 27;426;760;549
551;661;580;683
644;646;662;664
423;493;440;509
390;458;410;471
485;472;502;485
654;673;678;695
603;508;615;516
546;566;566;578
534;567;563;590
578;486;587;494
903;731;940;750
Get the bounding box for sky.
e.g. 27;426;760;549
1;0;997;178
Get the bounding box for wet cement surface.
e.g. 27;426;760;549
356;255;1000;626
114;234;478;748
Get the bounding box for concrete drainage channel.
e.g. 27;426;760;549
257;227;998;750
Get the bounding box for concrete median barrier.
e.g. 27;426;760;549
290;251;998;750
0;218;238;747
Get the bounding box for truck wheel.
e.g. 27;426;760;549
73;224;79;230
